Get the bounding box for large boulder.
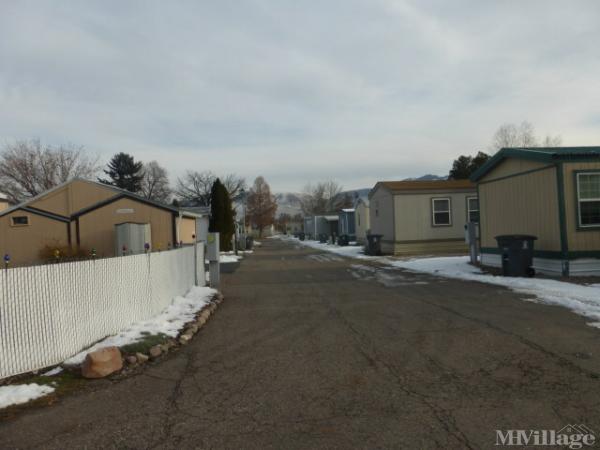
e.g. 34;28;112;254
81;347;123;378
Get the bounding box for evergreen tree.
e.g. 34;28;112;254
209;178;235;251
448;151;490;179
99;152;144;192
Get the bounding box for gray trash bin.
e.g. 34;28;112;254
495;235;537;277
366;234;383;256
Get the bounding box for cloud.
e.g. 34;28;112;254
1;0;600;192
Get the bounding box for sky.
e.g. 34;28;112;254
1;1;600;193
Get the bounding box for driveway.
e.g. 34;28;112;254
1;238;600;449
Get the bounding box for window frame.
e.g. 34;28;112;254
466;196;479;223
10;215;30;227
576;171;600;229
431;197;452;227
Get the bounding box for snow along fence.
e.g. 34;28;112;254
0;243;205;379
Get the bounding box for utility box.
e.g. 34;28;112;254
115;223;152;256
207;232;220;288
196;216;209;243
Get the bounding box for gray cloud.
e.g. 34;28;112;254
1;0;600;192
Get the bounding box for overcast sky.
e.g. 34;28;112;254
1;1;599;192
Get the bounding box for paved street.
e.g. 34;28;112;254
2;238;600;449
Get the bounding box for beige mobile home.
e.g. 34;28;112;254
471;147;600;276
354;197;370;244
0;179;201;266
368;179;477;255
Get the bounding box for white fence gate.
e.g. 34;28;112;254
0;244;204;379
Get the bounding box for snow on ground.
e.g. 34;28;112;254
0;384;55;409
220;254;242;263
282;235;600;328
41;367;63;377
65;286;216;365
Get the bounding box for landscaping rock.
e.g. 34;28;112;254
149;345;162;359
159;344;170;354
125;355;137;365
81;347;123;379
179;334;192;345
136;352;149;363
186;324;198;334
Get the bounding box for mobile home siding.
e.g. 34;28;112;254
369;188;395;253
479;165;561;251
77;198;174;258
355;202;370;244
393;192;472;241
563;161;600;252
479;158;551;183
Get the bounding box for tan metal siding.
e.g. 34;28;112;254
0;211;69;266
393;191;475;241
479;166;560;251
563;162;600;252
179;217;197;244
479;158;549;182
77;198;174;258
369;188;394;242
31;180;117;216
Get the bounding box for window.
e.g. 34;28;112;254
577;172;600;227
11;216;29;226
467;197;479;223
357;213;361;226
375;200;379;217
432;198;451;226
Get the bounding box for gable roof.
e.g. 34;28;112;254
370;179;475;198
471;146;600;182
0;178;179;221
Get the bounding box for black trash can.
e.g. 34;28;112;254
366;234;383;256
495;235;537;277
319;233;328;243
298;232;305;241
245;236;254;250
338;235;349;246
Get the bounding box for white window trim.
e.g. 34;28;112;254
577;172;600;228
467;196;479;223
431;197;452;227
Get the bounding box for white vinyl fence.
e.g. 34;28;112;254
0;244;204;379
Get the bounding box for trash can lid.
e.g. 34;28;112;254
494;234;537;241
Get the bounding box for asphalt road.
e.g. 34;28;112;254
1;238;600;449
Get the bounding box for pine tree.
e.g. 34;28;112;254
209;178;235;251
99;152;144;192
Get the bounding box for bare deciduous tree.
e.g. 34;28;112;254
490;121;562;153
140;161;171;203
175;171;246;206
247;176;277;237
174;170;215;206
221;173;246;201
300;181;344;215
0;139;100;203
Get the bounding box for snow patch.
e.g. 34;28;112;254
0;384;55;409
65;286;216;365
41;367;63;377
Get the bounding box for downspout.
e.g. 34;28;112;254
555;162;570;276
